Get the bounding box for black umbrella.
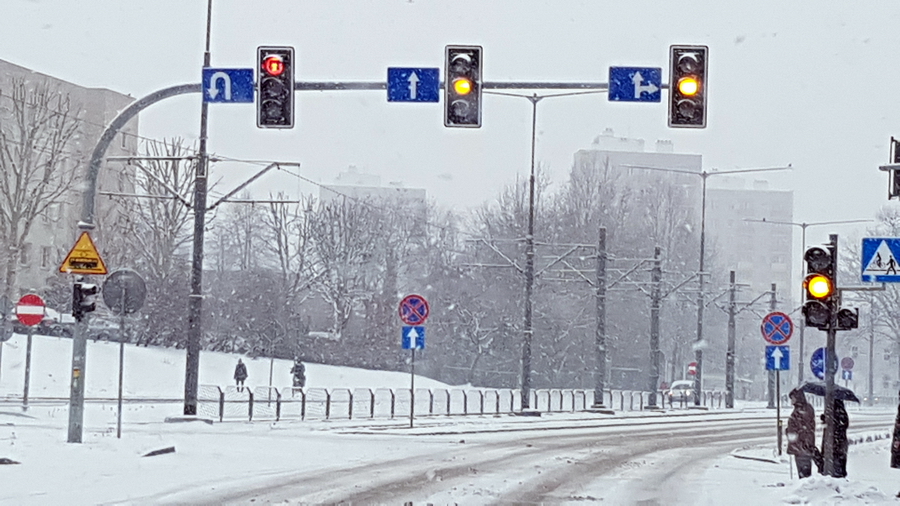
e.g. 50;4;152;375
799;381;861;403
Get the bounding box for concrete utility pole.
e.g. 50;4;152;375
184;0;213;416
725;271;737;409
647;247;662;409
593;227;608;408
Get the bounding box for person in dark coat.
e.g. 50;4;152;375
786;388;817;478
290;358;306;388
819;398;850;477
888;390;900;494
234;359;248;392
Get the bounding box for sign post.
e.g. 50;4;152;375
762;311;793;456
16;294;45;411
103;269;146;438
399;294;429;429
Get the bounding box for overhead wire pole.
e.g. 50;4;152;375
743;218;871;385
621;164;792;406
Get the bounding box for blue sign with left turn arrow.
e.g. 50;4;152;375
202;68;254;103
388;68;439;102
766;345;790;371
609;67;662;102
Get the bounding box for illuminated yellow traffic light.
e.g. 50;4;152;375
677;77;699;96
453;78;472;95
805;274;833;299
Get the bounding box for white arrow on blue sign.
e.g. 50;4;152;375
608;67;662;102
402;326;425;349
388;68;439;102
766;345;790;371
202;68;254;103
810;347;838;379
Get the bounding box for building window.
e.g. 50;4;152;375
40;246;51;268
884;348;892;361
19;243;31;265
851;346;858;359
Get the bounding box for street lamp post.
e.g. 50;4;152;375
487;90;606;410
623;164;792;406
743;218;871;385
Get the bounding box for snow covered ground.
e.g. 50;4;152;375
0;333;899;505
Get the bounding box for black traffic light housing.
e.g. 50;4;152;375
73;279;100;322
444;45;482;128
836;308;859;330
802;245;836;330
257;46;294;129
668;45;708;128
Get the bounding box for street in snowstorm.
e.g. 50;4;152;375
2;1;900;504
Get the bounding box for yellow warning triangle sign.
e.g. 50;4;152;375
59;231;108;275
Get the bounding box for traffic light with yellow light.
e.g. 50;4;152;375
257;46;294;128
802;246;835;329
445;45;482;128
668;45;708;128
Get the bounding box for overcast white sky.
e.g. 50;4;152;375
1;0;898;247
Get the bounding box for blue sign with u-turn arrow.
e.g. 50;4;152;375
202;68;254;103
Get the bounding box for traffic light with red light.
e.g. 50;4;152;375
802;246;835;329
257;46;294;129
445;45;482;128
668;45;708;128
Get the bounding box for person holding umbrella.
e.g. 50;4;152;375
799;381;858;477
891;389;900;496
786;388;817;478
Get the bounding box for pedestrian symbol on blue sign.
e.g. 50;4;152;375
202;68;254;103
861;238;900;282
402;326;425;350
766;345;790;371
387;68;439;103
608;67;662;103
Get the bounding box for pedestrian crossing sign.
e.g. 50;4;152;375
861;238;900;282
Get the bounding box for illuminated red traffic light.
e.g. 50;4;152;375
263;55;285;77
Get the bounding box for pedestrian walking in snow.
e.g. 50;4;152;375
786;388;817;478
818;398;850;477
290;358;306;388
234;359;248;392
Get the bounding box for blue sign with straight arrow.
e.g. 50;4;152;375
401;326;425;350
766;345;790;371
387;68;439;103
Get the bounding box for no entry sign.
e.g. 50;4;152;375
15;294;45;327
399;294;429;326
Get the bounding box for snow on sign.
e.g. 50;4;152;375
765;345;790;371
401;326;426;349
398;294;429;326
15;294;44;327
760;312;792;345
59;231;108;275
861;238;900;282
608;67;662;102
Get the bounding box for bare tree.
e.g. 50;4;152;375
0;78;82;300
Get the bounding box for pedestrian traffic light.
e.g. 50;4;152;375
72;279;100;322
802;245;835;329
668;45;708;128
444;45;482;128
257;46;294;129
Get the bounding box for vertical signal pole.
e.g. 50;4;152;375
184;0;212;416
771;282;783;455
648;247;662;409
593;227;608;408
823;234;839;475
725;271;736;409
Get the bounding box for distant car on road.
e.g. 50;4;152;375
666;380;695;405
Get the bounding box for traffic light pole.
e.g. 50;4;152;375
823;235;838;476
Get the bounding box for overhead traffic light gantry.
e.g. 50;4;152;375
668;45;708;128
257;46;294;129
444;45;482;128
